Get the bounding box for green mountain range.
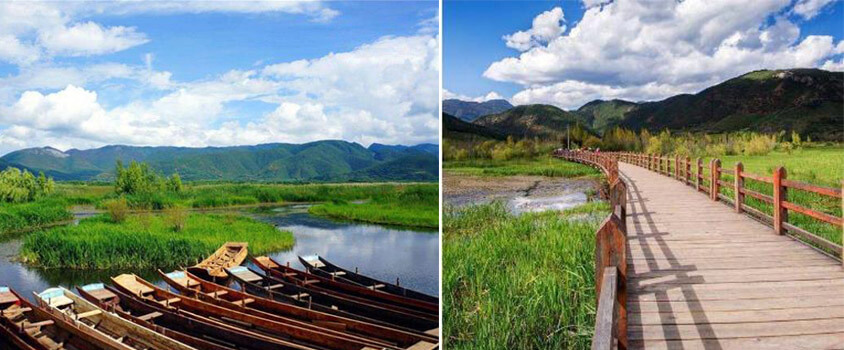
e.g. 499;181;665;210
0;141;438;182
473;104;594;140
444;69;843;141
620;69;843;140
442;99;513;122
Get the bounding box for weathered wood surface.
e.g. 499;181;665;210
621;162;844;350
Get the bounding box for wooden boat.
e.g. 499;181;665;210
1;286;125;350
161;269;437;349
254;256;438;315
187;242;248;280
35;287;196;350
228;265;439;334
88;282;313;350
299;255;438;304
111;273;377;350
77;283;234;350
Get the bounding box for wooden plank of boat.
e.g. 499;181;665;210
113;273;379;350
253;257;437;321
167;268;437;348
1;287;130;350
256;256;438;315
300;255;438;305
230;265;439;334
162;270;400;349
77;283;235;350
36;287;197;350
88;283;310;350
188;242;248;280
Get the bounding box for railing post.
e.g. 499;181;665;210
674;155;680;180
734;162;744;213
685;156;691;186
696;158;702;192
773;167;787;235
657;155;662;175
841;180;843;265
712;158;721;202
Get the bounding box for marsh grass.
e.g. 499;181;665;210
0;198;72;236
443;201;609;349
445;156;600;178
21;213;293;269
308;184;438;228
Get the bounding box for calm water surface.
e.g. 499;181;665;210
0;204;439;301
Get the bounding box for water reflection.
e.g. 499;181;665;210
0;204;439;301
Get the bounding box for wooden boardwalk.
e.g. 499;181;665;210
621;162;844;350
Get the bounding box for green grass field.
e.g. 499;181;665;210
3;182;436;233
444;156;600;178
308;184;438;228
443;201;608;349
20;213;294;269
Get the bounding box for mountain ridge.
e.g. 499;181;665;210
445;68;843;140
1;140;439;182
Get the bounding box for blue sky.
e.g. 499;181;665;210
444;0;844;109
0;1;439;155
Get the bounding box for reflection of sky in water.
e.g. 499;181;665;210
254;206;439;296
508;192;589;215
0;205;439;302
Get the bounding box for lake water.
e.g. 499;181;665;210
0;204;439;301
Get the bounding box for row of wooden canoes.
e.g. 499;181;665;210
0;243;439;350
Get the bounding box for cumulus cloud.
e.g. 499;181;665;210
504;7;566;51
0;34;439;154
485;0;844;109
443;89;507;103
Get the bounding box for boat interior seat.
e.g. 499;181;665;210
329;271;346;277
0;290;18;305
47;296;74;309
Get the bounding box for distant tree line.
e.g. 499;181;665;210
0;167;55;203
445;127;812;161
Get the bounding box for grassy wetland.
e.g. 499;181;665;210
442;142;608;348
20;213;293;269
0;159;437;269
444;201;608;348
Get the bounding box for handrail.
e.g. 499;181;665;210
608;151;844;261
553;149;627;350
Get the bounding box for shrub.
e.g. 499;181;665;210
165;206;188;232
0;167;55;203
105;198;130;223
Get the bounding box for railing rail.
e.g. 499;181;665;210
610;151;844;261
553;149;627;350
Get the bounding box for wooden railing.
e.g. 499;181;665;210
553;149;627;350
611;152;844;260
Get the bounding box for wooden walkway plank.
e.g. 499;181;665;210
620;162;844;350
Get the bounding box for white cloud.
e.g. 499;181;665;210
0;1;338;66
0;33;439;154
793;0;838;19
504;7;566;51
443;89;507;103
39;21;149;56
485;0;844;109
0;34;41;65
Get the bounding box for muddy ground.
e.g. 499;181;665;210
444;171;600;214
